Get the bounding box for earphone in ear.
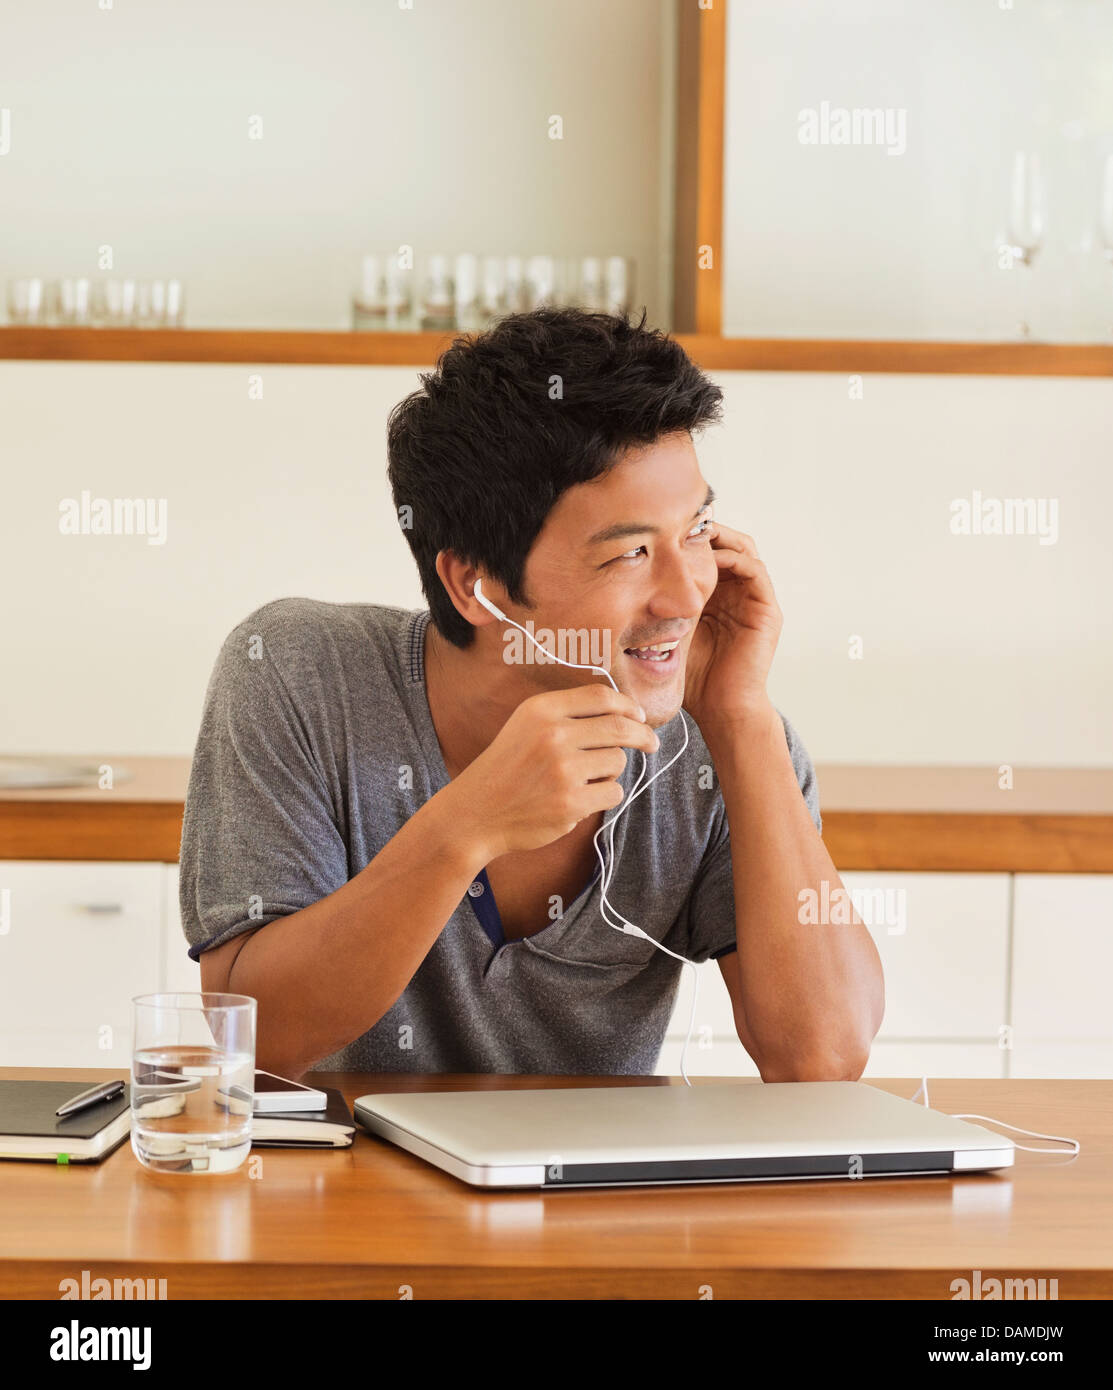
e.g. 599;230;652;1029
471;577;617;692
472;577;507;622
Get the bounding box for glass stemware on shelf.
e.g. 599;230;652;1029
1007;150;1046;339
4;276;184;327
1100;153;1113;341
351;251;636;334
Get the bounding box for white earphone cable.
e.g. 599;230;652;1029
910;1075;1080;1155
475;587;703;1085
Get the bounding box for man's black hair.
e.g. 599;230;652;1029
386;305;724;648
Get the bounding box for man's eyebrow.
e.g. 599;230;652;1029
585;485;716;547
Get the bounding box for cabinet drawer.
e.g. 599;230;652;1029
1012;875;1113;1042
862;1041;1004;1080
1009;1041;1113;1078
661;873;1010;1049
841;872;1009;1038
161;864;201;993
0;861;162;1066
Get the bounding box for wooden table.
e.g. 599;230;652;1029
1;1069;1109;1300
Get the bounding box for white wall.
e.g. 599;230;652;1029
2;359;1108;766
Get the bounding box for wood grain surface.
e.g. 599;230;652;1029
0;1069;1107;1300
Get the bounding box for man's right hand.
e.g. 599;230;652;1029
449;684;660;858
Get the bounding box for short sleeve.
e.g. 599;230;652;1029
683;711;823;964
179;607;351;963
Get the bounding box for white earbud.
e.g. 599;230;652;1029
472;577;507;622
472;578;617;691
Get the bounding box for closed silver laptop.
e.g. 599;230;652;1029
353;1081;1015;1189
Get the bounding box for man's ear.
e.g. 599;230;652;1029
435;551;500;627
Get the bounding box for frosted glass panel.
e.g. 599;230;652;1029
723;0;1113;341
0;0;675;331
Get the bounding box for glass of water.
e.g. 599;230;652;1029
131;993;256;1175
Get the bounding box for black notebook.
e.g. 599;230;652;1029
0;1080;131;1163
250;1088;355;1148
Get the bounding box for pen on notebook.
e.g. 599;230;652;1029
56;1081;125;1117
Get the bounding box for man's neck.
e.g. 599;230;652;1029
423;619;525;780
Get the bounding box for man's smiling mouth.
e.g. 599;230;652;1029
624;640;682;663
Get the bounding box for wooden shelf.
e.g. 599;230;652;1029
0;326;459;367
3;326;1112;376
682;336;1113;378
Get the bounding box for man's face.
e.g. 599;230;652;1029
509;432;719;728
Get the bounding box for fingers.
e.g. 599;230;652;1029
709;525;780;609
575;746;629;783
543;682;645;722
710;522;759;557
572;714;659;755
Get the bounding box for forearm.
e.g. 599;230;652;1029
229;782;486;1079
701;700;884;1079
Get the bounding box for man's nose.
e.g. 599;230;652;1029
647;551;708;620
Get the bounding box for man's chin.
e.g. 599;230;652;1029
646;698;685;731
627;677;686;731
608;654;686;728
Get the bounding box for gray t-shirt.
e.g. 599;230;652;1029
179;597;822;1074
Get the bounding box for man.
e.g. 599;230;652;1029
180;307;883;1080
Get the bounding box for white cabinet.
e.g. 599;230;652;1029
656;872;1012;1078
162;863;201;993
5;861;1111;1077
1010;875;1113;1077
0;862;163;1067
655;959;750;1077
861;1042;1004;1080
1005;1042;1113;1079
656;1029;759;1078
0;860;197;1067
841;872;1010;1040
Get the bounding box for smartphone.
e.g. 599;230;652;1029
251;1069;328;1113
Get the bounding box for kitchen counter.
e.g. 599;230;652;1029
0;757;1110;871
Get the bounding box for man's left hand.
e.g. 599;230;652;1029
684;522;783;727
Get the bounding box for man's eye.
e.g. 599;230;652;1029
608;516;713;565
